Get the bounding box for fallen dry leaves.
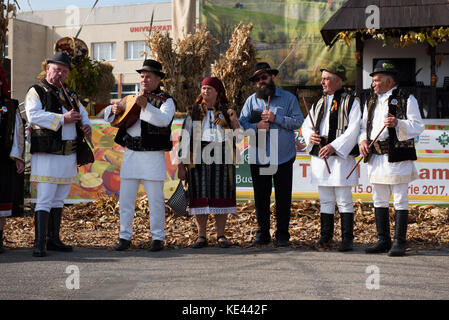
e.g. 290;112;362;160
4;195;449;252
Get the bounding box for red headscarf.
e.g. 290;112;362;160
195;76;228;105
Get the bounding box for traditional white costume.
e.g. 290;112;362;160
104;96;175;242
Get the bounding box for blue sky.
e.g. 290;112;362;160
16;0;168;12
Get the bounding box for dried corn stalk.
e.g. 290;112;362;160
0;1;18;59
211;23;257;112
146;26;218;112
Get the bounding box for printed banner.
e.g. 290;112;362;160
200;0;355;86
29;119;449;205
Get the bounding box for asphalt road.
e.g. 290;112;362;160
1;246;448;301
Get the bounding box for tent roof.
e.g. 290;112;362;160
321;0;449;46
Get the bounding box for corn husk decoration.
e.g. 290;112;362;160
211;23;257;113
146;26;218;112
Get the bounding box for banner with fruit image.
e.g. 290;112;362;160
29;119;184;203
28;119;449;205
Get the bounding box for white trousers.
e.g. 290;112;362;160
372;183;409;210
318;186;354;214
119;179;165;241
36;183;71;212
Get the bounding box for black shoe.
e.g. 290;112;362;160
192;236;208;249
388;210;408;257
0;230;4;254
252;232;271;245
217;235;232;248
314;213;334;248
150;240;164;252
338;212;354;252
33;211;49;257
275;239;291;247
47;208;73;252
253;236;271;246
366;207;392;254
115;239;131;251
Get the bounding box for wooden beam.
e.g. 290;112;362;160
355;34;364;98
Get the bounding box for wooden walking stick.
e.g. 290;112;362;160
302;97;331;174
346;125;386;180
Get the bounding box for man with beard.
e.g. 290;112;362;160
239;62;303;246
104;59;175;252
301;63;361;251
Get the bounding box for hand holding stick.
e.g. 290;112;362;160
346;125;386;180
59;80;94;150
303;97;331;174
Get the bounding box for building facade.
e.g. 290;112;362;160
8;1;198;104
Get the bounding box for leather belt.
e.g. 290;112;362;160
123;135;157;151
371;140;389;155
53;139;77;156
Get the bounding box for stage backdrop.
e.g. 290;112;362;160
27;119;449;205
200;0;356;87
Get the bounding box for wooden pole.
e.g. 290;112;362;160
302;97;331;174
346;125;386;180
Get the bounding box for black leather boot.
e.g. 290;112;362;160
338;212;354;252
33;211;49;257
47;208;73;252
115;238;131;251
314;213;334;248
388;210;408;257
0;230;4;254
365;207;392;254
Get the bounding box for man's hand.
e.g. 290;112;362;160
227;109;240;129
359;140;370;158
319;144;335;159
111;102;123;115
80;124;92;138
309;133;322;145
257;120;270;131
15;159;24;174
384;113;398;128
261;110;275;123
64;109;82;123
136;94;148;109
227;109;237;122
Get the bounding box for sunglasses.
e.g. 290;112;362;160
255;75;269;82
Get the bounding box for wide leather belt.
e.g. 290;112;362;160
371;140;389;155
124;134;158;151
53;139;77;155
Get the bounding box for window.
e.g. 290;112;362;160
111;83;140;100
4;35;8;58
126;41;149;60
92;42;116;61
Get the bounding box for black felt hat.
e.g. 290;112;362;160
370;60;399;77
46;52;72;69
248;62;279;82
136;59;165;79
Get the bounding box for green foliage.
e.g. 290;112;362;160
66;55;102;101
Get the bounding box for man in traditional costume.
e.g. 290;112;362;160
359;60;424;256
239;62;304;247
104;59;175;252
25;52;92;257
301;63;361;251
0;65;25;253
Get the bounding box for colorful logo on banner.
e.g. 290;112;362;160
436;132;449;148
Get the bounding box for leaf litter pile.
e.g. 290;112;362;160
4;195;449;252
